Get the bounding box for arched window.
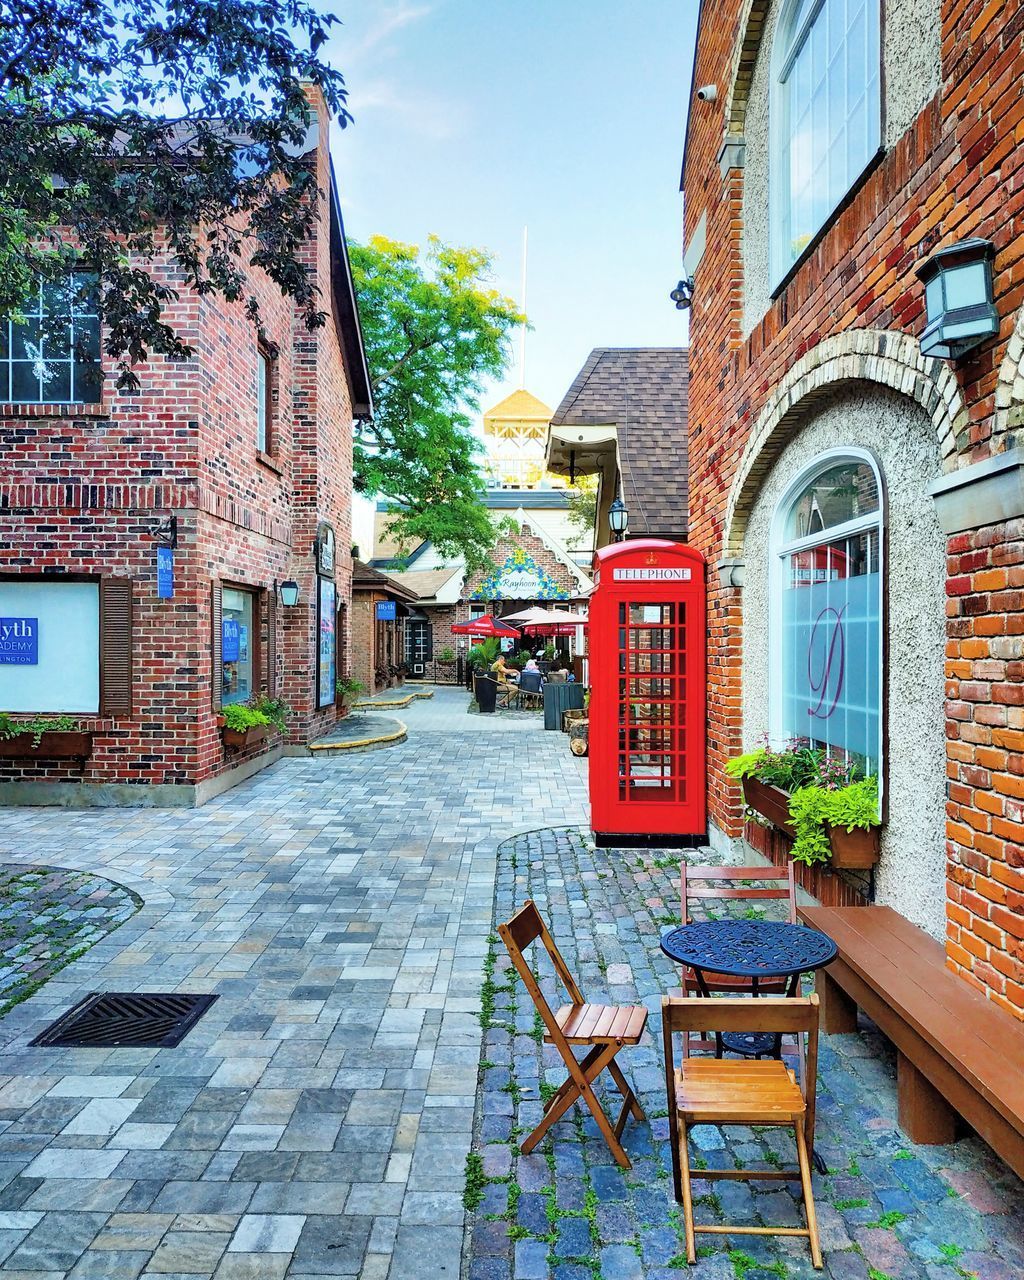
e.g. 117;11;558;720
771;0;881;284
770;450;884;783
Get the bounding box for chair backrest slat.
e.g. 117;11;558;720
681;863;797;924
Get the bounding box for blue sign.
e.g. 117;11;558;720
156;546;174;599
376;600;397;621
0;617;39;665
222;618;240;663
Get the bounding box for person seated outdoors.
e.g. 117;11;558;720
523;658;541;675
491;654;519;706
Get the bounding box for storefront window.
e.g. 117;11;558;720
0;580;99;712
221;587;254;706
772;452;883;780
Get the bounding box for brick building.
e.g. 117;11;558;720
0;87;372;806
683;0;1024;1013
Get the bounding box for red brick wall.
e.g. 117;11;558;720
0;87;356;791
685;0;1024;1011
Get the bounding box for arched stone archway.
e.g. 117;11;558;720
994;306;1024;449
723;328;967;557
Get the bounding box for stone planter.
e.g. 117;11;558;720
741;777;796;837
826;822;881;869
222;725;269;751
0;731;93;766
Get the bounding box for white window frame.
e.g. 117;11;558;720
1;275;101;405
768;447;885;793
256;348;270;454
770;0;882;287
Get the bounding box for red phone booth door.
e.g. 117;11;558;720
588;540;706;841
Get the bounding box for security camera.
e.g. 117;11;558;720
695;84;717;102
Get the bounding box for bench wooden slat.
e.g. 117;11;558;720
800;906;1024;1145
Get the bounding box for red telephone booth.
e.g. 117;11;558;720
588;540;706;845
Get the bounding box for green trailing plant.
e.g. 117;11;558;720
220;704;271;733
727;738;879;865
250;696;290;734
0;713;81;748
437;647;456;662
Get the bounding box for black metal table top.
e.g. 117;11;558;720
660;919;837;978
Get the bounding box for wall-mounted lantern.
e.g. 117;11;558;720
916;238;998;360
608;496;629;542
278;579;300;608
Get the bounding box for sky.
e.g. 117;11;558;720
324;0;697;419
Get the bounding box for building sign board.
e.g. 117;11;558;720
612;567;691;581
0;617;39;665
375;600;397;621
156;546;174;599
315;522;336;578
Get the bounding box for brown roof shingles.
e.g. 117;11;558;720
551;348;689;539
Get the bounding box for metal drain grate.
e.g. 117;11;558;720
30;992;219;1048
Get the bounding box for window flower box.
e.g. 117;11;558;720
0;731;93;764
825;822;881;869
222;724;268;751
741;777;796;837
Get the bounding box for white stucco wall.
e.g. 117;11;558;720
740;385;948;938
741;0;941;334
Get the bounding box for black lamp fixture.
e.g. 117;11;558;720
608;495;628;542
669;277;694;310
916;237;998;360
277;579;300;608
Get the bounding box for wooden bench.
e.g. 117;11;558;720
799;905;1024;1178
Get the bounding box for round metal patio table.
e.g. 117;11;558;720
660;918;838;1058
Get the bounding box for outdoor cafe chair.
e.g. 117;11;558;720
516;670;545;709
497;899;647;1169
662;994;823;1268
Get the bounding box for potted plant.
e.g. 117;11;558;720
0;714;93;764
335;677;364;715
725;740;881;868
467;638;500;714
221;703;271;750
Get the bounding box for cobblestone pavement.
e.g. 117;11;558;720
465;827;1024;1280
0;867;141;1017
0;695;587;1278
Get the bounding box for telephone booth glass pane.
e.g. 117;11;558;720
616;601;687;802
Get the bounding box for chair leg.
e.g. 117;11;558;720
607;1059;646;1121
581;1078;632;1169
521;1045;607;1154
677;1115;696;1264
794;1118;823;1270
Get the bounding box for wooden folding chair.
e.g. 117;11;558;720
662;994;822;1269
498;899;647;1168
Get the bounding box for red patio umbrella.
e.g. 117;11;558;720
450;614;521;638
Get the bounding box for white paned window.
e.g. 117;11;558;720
770;451;884;783
771;0;881;284
256;348;271;453
0;276;101;405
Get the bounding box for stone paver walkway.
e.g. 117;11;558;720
465;827;1024;1280
0;688;587;1278
0;867;141;1017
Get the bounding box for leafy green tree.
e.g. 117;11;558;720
565;479;598;548
1;0;346;387
350;235;524;572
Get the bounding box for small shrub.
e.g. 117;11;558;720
221;704;271;732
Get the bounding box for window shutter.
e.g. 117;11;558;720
211;579;222;711
99;577;133;716
267;589;277;697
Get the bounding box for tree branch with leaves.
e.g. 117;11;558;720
0;0;347;388
350;234;524;573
